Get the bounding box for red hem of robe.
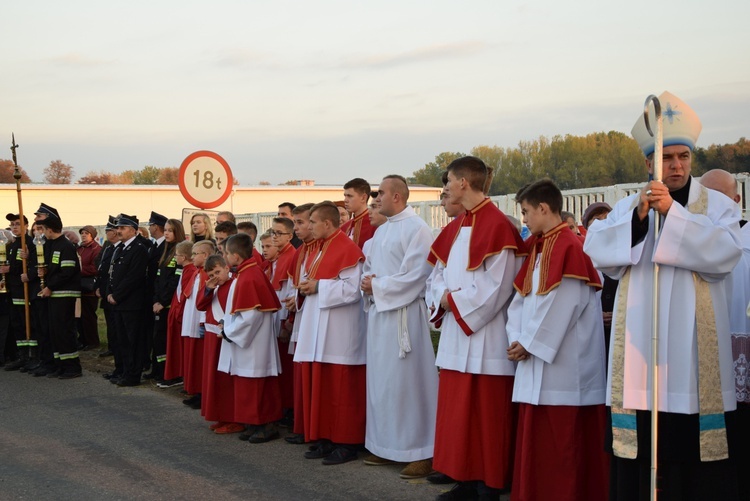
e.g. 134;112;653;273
233;375;282;425
433;370;517;489
182;337;204;395
301;362;366;444
278;338;295;409
293;362;305;435
511;403;609;501
200;330;235;423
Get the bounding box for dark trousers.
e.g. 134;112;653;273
112;309;144;383
79;294;100;347
47;297;82;373
33;298;53;367
608;408;740;501
0;313;11;363
141;308;154;370
151;309;168;379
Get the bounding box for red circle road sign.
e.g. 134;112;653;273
178;151;234;209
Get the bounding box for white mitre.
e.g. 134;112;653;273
631;91;702;157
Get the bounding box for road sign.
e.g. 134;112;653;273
178;151;233;209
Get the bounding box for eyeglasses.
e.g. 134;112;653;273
271;231;291;237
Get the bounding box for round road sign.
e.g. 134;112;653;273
178;151;234;209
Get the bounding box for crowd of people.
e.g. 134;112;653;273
1;91;749;501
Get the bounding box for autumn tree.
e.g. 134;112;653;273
157;167;179;184
0;159;31;183
78;170;114;184
44;160;74;184
409;151;465;186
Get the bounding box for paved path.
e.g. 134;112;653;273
0;360;450;501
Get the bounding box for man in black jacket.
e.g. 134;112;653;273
107;214;150;387
38;213;82;379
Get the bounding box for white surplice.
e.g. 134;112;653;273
507;258;606;406
362;206;439;462
180;274;206;338
583;178;742;413
430;227;523;376
217;278;281;378
293;259;366;365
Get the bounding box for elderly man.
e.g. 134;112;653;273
584;92;742;500
108;214;151;387
360;175;438;479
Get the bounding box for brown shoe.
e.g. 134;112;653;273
399;459;435;479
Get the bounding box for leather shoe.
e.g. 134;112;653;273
304;441;334;459
4;359;25;371
247;424;280;443
427;472;456;485
58;371;83;380
284;434;305;445
116;379;141;387
436;481;478;500
321;447;358;466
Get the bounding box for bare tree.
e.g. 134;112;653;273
44;159;74;184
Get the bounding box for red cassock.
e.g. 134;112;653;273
164;263;197;380
299;231;366;445
181;266;207;395
196;278;235;424
433;370;517;489
267;243;297;410
288;241;319;436
229;257;283;425
511;404;609;501
340;210;375;250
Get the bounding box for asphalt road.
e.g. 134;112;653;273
0;357;450;501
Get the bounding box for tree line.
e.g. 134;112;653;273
0;134;748;188
409;133;750;195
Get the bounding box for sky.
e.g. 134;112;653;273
2;0;749;186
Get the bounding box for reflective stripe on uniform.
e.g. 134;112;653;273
59;351;79;361
50;290;81;298
60;260;77;268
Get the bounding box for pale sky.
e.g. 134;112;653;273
3;0;749;186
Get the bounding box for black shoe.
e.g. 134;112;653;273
98;350;113;357
116;379;141;387
182;394;202;409
21;360;41;373
238;425;259;441
284;433;305;445
32;365;56;377
475;481;507;501
247;424;280;444
4;359;25;371
304;441;335;459
157;378;183;388
427;472;457;485
46;368;65;378
321;447;358;466
58;371;83;380
436;481;478;500
142;372;159;380
103;372;121;380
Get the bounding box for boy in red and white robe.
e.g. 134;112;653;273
163;241;196;387
294;201;366;465
196;254;242;434
180;240;212;409
428;157;526;499
507;179;608;501
219;233;283;443
281;203;318;444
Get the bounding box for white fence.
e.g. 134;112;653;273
243;173;750;231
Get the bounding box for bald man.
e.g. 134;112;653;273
360;175;438;479
701;169;750;491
